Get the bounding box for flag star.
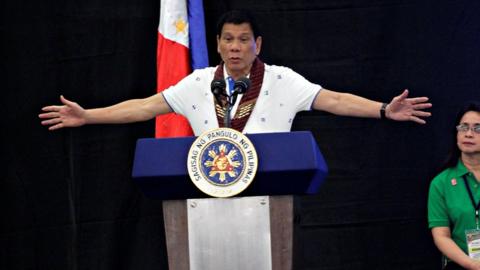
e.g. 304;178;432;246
280;103;284;107
192;105;197;110
174;17;187;34
264;90;269;96
261;117;266;122
277;75;282;79
204;120;208;124
196;77;201;81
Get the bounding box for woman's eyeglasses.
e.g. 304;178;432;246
456;124;480;134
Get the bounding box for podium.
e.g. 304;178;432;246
132;131;328;270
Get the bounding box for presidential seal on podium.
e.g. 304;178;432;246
187;128;258;198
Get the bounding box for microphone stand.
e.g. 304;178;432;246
224;94;233;128
223;77;249;128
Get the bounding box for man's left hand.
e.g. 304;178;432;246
386;89;432;124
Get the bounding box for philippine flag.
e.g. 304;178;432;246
156;0;209;138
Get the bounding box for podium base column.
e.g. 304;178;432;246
163;196;293;270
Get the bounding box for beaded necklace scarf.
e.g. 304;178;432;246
213;58;265;132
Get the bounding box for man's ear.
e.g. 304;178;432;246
217;35;221;53
255;36;262;56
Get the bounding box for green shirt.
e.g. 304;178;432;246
428;159;480;254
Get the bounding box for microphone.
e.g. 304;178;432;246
233;77;251;95
211;79;226;105
230;77;251;106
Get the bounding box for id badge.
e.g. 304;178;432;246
466;229;480;260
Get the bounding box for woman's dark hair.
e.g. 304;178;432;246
216;10;261;39
441;101;480;170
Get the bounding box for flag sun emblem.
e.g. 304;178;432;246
187;128;258;198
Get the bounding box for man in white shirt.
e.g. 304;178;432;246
39;10;432;134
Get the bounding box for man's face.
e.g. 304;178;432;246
217;22;262;79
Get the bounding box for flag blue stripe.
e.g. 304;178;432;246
188;0;209;70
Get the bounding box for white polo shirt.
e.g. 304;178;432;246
162;64;321;135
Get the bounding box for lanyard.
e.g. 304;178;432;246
463;175;480;229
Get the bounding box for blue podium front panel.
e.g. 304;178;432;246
132;131;328;200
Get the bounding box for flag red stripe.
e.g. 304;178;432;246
157;33;190;90
155;32;193;137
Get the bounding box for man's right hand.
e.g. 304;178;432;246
39;95;87;130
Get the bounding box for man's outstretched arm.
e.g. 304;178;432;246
39;93;172;130
313;89;432;124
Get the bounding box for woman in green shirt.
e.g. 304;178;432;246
429;102;480;270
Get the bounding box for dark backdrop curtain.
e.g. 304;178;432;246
2;0;480;269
